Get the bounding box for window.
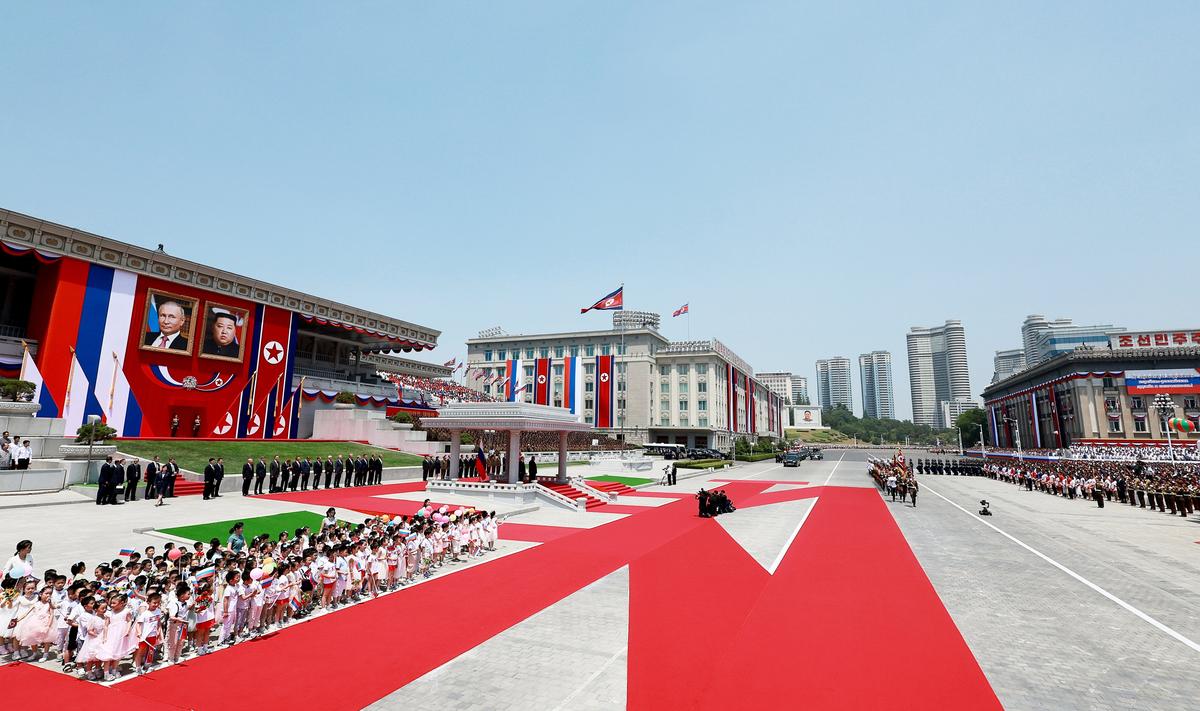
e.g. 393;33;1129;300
570;345;579;357
585;381;594;392
617;381;626;391
695;363;707;375
1131;396;1144;409
698;416;708;427
679;382;689;393
678;364;690;375
680;414;689;426
554;398;562;407
698;400;707;411
661;382;670;393
697;381;707;393
585;399;594;410
525;348;535;359
484;350;493;362
616;363;627;374
525;366;534;378
1134;418;1148;433
553;364;563;375
585;363;595;375
1102;377;1115;388
553;382;562;393
679;399;689;411
555;346;564;358
660;365;671;376
585;344;595;357
537;347;547;358
1186;397;1198;410
499;349;507;360
601;344;611;355
1104;397;1119;411
660;399;669;411
660;417;670;427
617;343;626;355
617;399;626;409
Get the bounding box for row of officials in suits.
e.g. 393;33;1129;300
236;454;386;496
95;455;182;505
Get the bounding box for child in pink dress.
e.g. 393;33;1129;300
76;597;108;681
13;586;55;661
99;593;137;681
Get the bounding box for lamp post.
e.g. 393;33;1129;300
85;414;101;484
977;423;986;459
956;426;964;456
1002;416;1022;461
1154;393;1176;462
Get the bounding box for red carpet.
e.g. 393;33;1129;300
0;663;183;710
497;523;582;542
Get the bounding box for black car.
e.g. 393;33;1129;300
809;448;824;460
782;452;803;467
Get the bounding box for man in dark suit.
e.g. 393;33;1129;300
518;455;527;484
312;457;323;490
214;457;225;496
324;455;335;488
123;458;141;501
144;300;190;351
422;456;430;481
203;458;217;500
289;458;301;491
201;310;240;358
333;456;344;487
357;456;368;486
374;455;383;485
254;457;267;495
163;458;178;497
528;455;538;483
242;458;255;496
96;456;113;505
144;457;160;500
269;456;281;493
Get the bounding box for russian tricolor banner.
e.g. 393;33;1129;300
504;359;523;402
594;355;615;428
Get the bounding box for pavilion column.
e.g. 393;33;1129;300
448;430;461;479
556;431;569;484
507;430;522;484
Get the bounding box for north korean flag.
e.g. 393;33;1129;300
580;286;623;314
534;358;551;405
595;354;615;428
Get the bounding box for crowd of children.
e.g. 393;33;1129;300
0;505;502;682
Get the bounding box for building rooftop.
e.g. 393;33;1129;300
982;346;1200;398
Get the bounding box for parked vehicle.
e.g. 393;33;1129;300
782;452;803;467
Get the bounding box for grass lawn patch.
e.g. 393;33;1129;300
675;459;730;470
160;511;338;545
116;440;421;474
586;474;655;486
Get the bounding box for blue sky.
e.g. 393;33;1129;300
3;2;1198;420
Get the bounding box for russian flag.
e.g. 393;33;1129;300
260;577;274;588
19;346;58;418
289;597;300;612
196;566;216;580
474;444;487;478
504;359;523;401
119;548;135;557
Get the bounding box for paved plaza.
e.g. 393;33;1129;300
4;452;1199;709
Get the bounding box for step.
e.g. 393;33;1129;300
543;482;606;510
588;480;637;496
171;481;206;496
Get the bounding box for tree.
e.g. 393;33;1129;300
459;431;475;445
388;411;414;424
75;421;117;444
334;391;356;405
955;408;987;447
734;437;752;455
0;379;35;402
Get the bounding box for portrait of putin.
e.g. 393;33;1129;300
142;296;192;352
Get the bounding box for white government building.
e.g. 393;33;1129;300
463;312;783;450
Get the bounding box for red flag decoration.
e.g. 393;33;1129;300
595;355;615;428
443;357;457;367
580;286;623;314
533;358;551;405
672;303;689;317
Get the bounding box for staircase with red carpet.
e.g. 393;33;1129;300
588;480;637;496
541;481;607;510
172;480;206;496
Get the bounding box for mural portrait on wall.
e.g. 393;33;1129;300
199;303;248;362
140;289;198;355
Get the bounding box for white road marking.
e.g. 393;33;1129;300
922;482;1200;656
551;644;628;711
822;451;847;486
767;496;819;575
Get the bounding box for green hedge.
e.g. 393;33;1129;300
736;452;777;462
675;459;729;470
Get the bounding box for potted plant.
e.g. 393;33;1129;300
333;391;357;409
0;378;40;416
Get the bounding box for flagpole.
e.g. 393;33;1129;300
619;282;625;455
18;340;29;380
109;352;119;415
64;346;76;414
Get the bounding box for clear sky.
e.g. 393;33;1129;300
3;2;1198;420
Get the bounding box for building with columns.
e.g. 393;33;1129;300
463;315;784;451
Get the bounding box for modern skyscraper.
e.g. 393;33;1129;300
991;348;1026;383
791;376;809;405
815;357;853;411
757;372;795;404
858;351;895;420
1020;315;1125;366
906;320;971;427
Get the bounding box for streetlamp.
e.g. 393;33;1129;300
977;423;986;459
1154;393;1176;462
85;414;101;484
955;427;963;456
1002;416;1023;461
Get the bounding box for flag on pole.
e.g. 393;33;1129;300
672;304;689;317
18;342;57;417
474;443;487;478
443;357;457;368
61;347;91;434
580;286;623;314
118;548;135;557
